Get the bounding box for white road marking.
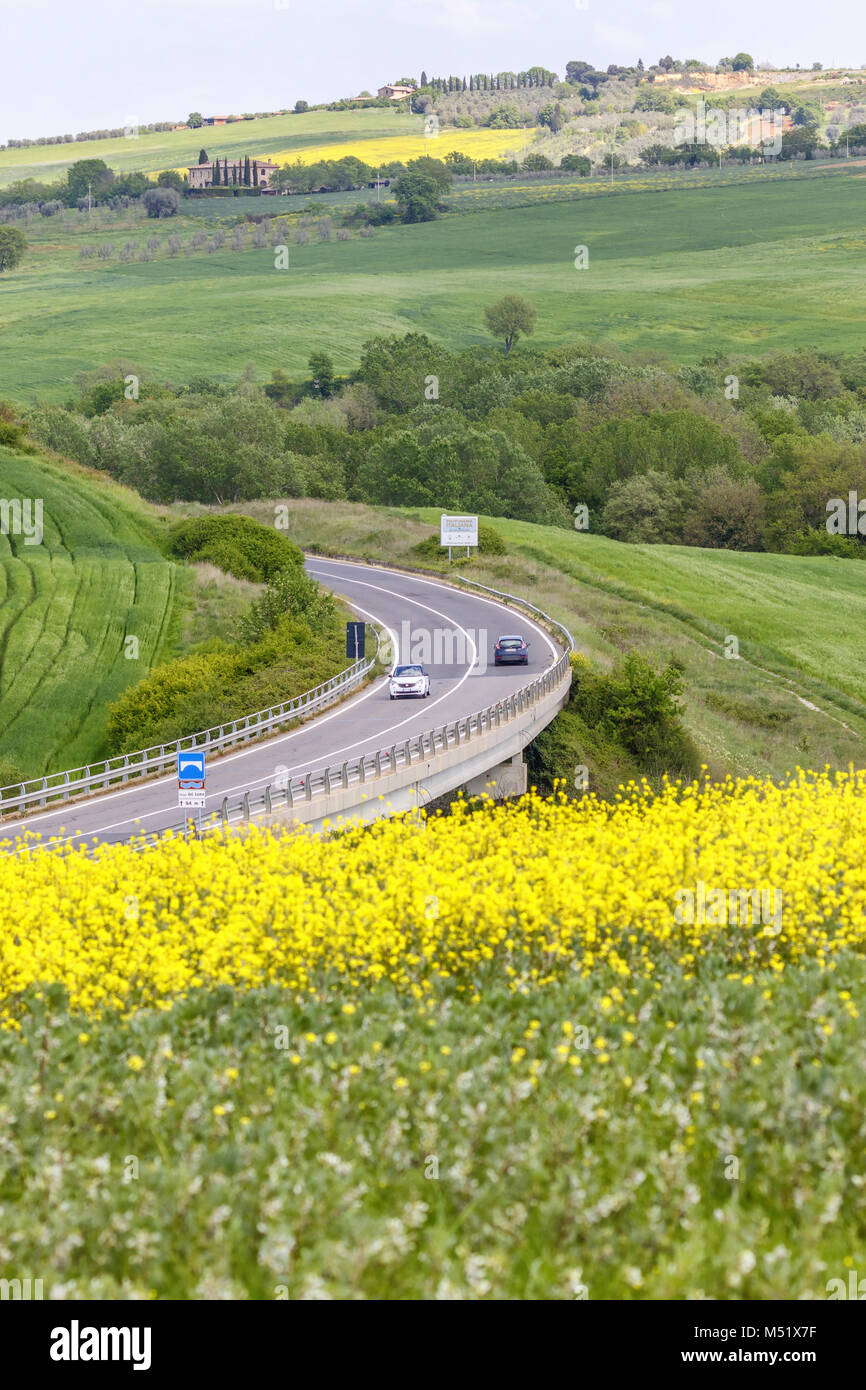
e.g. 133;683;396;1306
6;563;538;848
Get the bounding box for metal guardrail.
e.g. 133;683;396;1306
171;579;576;836
0;635;380;818
452;575;576;655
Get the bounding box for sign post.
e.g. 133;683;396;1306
178;749;206;837
440;513;478;562
346;621;366;660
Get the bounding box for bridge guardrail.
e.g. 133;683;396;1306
0;634;381;819
170;578;575;836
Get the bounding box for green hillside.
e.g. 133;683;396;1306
0;449;178;781
0;108;419;187
3;165;866;400
239;497;866;786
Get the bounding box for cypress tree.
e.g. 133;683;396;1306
421;69;427;86
212;159;220;186
244;154;251;186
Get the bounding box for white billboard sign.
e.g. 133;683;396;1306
440;514;478;547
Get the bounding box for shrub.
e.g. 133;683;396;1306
142;187;180;219
0;756;25;793
413;524;506;559
528;651;701;796
0;401;27;449
239;567;336;644
169;515;303;581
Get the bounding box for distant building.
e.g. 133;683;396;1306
188;157;278;189
377;84;414;101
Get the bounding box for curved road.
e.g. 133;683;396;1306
1;558;559;851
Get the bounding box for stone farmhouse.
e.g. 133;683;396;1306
377;84;414;100
187;157;278;189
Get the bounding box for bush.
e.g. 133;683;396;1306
104;608;345;753
169;515;303;581
413;524;507;559
560;154;591;175
142;187;180;218
0;401;27;449
0;757;26;793
528;651;701;796
239;567;337;643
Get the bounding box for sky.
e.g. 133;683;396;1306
2;0;866;142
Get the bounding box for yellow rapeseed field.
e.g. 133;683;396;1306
270;128;534;167
1;769;865;1026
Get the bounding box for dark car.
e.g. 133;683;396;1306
494;635;529;665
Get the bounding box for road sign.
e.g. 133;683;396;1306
440;514;478;547
178;750;205;787
346;620;365;659
178;750;206;819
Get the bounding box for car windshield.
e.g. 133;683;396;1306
394;665;424;676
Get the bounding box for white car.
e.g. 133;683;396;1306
389;664;431;700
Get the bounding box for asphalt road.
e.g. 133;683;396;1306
1;558;558;850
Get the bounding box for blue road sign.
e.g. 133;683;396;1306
178;750;206;785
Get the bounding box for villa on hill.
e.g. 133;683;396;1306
188;157;278;189
377;84;414;100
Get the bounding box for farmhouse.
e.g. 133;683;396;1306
187;157;278;189
377;84;414;100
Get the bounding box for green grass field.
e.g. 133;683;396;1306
3;163;866;400
0;108;421;188
4;954;863;1299
0;449;179;780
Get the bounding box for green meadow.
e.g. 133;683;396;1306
0;449;178;781
3;165;866;401
0;107;420;187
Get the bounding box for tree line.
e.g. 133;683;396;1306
17;329;866;561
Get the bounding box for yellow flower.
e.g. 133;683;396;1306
127;1055;144;1072
394;1077;408;1090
